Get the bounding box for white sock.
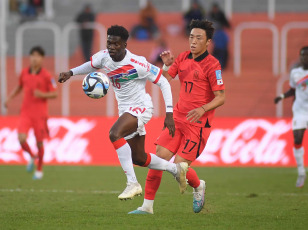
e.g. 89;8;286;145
293;147;306;176
141;199;154;210
147;153;177;176
116;143;138;183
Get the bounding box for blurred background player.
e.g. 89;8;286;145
75;4;95;62
4;46;58;180
58;25;188;200
274;46;308;188
129;19;225;214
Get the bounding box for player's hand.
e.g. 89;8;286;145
160;50;174;67
274;96;282;104
163;112;175;137
58;71;72;83
187;107;206;123
34;90;45;98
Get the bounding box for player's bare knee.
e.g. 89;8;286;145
294;139;303;146
156;145;173;161
18;135;26;144
109;128;121;142
37;142;43;148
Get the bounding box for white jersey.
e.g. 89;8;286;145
289;66;308;116
91;49;162;110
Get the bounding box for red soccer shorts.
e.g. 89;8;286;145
18;116;49;142
155;120;211;162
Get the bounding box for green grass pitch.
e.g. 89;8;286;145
0;166;307;230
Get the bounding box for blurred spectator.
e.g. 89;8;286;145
212;29;229;70
75;4;96;62
208;2;230;29
149;38;168;67
209;2;231;70
184;0;205;36
18;0;44;23
131;1;160;40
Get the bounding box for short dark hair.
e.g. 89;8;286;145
189;19;215;40
29;46;45;56
300;46;308;53
107;25;129;42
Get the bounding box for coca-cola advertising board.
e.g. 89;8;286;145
0;116;307;167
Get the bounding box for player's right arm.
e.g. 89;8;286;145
5;84;22;108
58;50;107;83
274;88;295;104
274;69;296;104
58;61;98;83
160;50;175;82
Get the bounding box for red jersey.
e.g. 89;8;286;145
19;67;56;117
168;50;224;128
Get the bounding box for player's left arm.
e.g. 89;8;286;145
34;90;58;99
144;61;175;136
156;75;175;137
34;75;58;99
187;90;225;123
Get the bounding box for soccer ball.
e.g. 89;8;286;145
82;72;110;99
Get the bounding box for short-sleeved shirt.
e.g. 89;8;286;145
91;49;164;110
19;67;57;118
289;66;308;116
168;50;224;128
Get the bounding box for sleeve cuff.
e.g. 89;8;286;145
166;106;173;113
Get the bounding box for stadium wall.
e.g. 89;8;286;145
0;116;307;167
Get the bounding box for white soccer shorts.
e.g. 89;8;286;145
119;106;154;140
292;114;308;130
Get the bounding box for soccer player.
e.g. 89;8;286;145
129;19;225;214
274;46;308;188
5;46;58;180
58;25;188;200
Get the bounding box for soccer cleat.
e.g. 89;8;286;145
26;158;35;173
118;182;142;200
33;171;43;180
296;174;306;188
193;180;206;213
128;207;153;214
175;162;189;194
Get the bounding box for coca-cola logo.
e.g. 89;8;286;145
197;119;292;165
0;118;95;163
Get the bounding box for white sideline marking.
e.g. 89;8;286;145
0;189;308;197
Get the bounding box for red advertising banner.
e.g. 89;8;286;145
0;116;307;167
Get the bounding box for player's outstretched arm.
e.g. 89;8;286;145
58;61;99;83
155;75;175;136
187;90;225;123
4;84;22;108
274;88;295;104
160;50;174;82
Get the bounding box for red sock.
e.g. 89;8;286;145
144;169;163;200
37;146;44;171
186;168;200;188
21;142;34;158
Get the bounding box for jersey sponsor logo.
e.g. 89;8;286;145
217;79;223;85
215;70;222;80
150;65;159;76
193;70;199;80
130;58;147;68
